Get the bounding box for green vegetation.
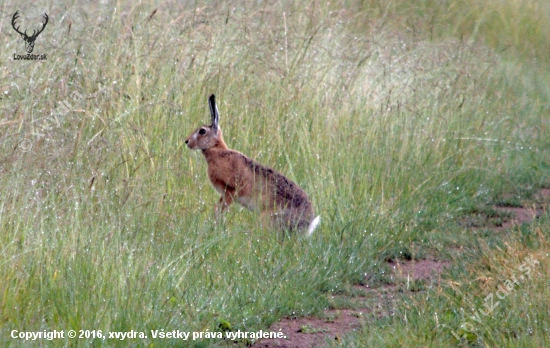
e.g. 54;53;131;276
1;0;549;346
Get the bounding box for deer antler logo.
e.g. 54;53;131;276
12;11;49;54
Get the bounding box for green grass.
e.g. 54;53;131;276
1;0;549;347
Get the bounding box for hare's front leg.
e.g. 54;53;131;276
214;188;235;221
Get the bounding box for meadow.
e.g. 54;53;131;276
1;0;549;346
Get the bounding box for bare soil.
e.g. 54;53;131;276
251;309;363;348
492;188;550;229
388;259;450;282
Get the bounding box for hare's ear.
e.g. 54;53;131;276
209;94;219;134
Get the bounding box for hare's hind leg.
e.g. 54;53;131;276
267;210;288;231
268;209;308;234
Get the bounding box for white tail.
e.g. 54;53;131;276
306;216;321;236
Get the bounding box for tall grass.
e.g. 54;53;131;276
1;0;549;346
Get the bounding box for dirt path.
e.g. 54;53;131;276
252;188;550;348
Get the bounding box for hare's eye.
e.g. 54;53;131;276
199;128;206;135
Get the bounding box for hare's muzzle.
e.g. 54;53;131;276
184;137;196;149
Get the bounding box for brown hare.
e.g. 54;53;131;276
185;95;320;235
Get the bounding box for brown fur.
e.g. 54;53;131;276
185;95;317;233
